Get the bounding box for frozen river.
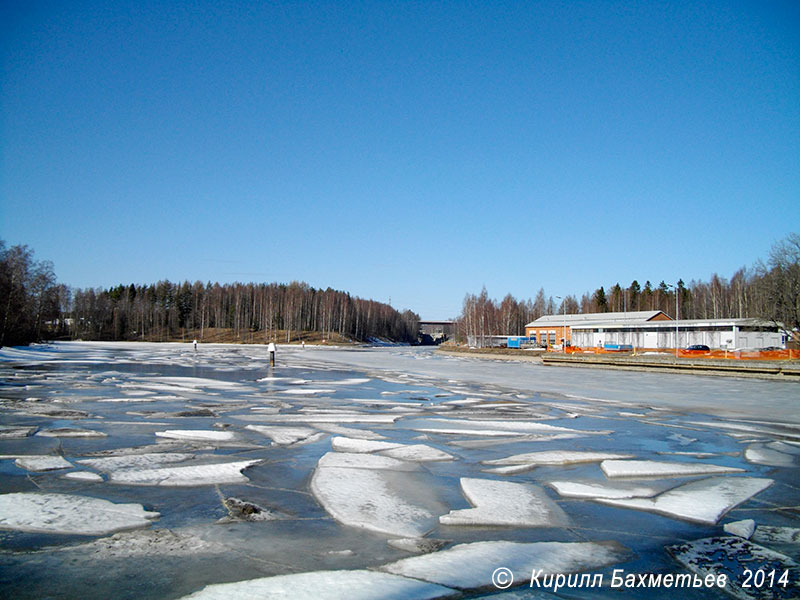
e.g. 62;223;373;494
0;342;798;599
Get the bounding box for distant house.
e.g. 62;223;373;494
525;311;671;347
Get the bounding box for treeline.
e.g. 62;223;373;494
0;241;62;347
459;233;800;342
68;281;420;343
0;240;420;346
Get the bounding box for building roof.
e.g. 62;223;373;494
525;311;669;328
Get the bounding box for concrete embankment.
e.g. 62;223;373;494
437;347;800;380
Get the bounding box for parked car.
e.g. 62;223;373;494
686;344;710;352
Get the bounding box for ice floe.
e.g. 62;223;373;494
379;540;629;591
311;453;443;537
0;492;159;535
597;476;773;524
14;455;73;471
723;519;755;539
331;436;403;453
36;427;107;438
600;459;745;478
176;570;457;600
547;479;674;499
380;444;454;462
245;425;326;445
484;450;633;467
63;471;104;482
0;426;36;438
744;443;796;467
440;478;569;527
668;536;799;600
77;452;194;471
108;459;261;486
154;429;239;443
317;451;417;471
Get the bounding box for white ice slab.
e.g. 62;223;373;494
108;460;261;486
308;423;386;440
598;477;773;524
155;430;238;443
440;478;569;527
245;425;326;445
410;418;600;436
77;453;194;472
723;519;755;539
547;480;672;499
317;451;417;471
379;540;629;591
484;451;633;467
63;471;104;482
235;413;398;424
0;492;159;535
331;437;404;453
601;459;744;478
311;466;440;538
36;427;107;438
380;445;454;462
176;570;456;600
744;443;796;467
14;455;73;471
279;388;336;395
0;426;36;438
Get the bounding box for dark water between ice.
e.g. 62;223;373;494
0;342;798;599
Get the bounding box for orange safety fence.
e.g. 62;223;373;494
558;346;799;361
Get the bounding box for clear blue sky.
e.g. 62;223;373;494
2;1;798;320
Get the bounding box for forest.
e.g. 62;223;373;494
1;233;798;348
457;233;800;344
0;241;419;346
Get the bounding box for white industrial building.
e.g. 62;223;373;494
569;317;786;350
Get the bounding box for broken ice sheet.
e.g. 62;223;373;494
601;459;745;478
245;424;326;445
36;427;108;438
547;479;675;499
108;459;261;486
0;492;159;535
440;477;569;527
744;443;797;467
667;536;799;600
311;453;444;538
176;570;457;600
484;450;634;467
14;455;73;471
76;452;194;471
379;540;629;592
597;476;773;525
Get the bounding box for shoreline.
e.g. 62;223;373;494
436;346;800;381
